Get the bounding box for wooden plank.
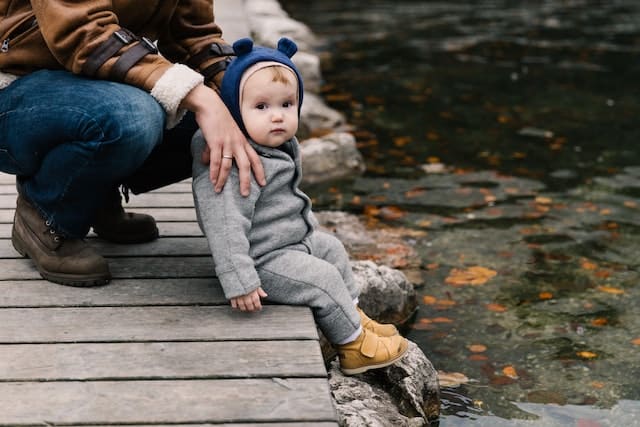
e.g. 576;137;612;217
0;306;318;343
0;222;204;239
0;236;209;258
0;340;327;381
0;256;217;280
0;173;14;184
0;278;226;308
0;193;196;208
0;378;336;425
84;424;338;427
0;207;200;223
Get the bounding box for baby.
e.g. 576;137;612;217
191;37;408;375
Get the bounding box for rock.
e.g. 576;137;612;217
292;50;322;93
351;260;418;326
329;341;440;426
316;211;376;248
300;132;364;185
245;0;317;51
299;93;348;138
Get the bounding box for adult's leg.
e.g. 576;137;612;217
0;70;165;237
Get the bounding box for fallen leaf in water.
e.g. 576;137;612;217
468;354;489;361
631;338;640;345
502;366;518;379
437;371;470;387
597;286;625;295
431;317;454;323
467;344;487;353
405;188;427;198
590;381;605;389
577;351;598;359
393;136;412;147
486;303;508;313
591;318;608;326
445;266;497;286
378;206;407;221
535;196;553;205
623;200;637;208
539;292;553;300
422;295;437;305
581;260;598;270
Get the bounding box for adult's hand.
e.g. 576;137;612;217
181;84;266;196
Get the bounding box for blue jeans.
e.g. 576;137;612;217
0;70;194;238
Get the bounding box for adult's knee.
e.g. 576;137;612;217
95;85;165;166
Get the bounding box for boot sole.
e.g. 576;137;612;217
340;343;410;376
12;222;111;287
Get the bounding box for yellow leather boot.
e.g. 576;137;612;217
336;329;408;375
357;306;399;337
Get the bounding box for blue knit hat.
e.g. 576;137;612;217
220;37;304;136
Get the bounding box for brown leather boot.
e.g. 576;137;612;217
12;196;111;287
92;194;158;244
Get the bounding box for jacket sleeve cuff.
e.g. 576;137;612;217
150;64;203;129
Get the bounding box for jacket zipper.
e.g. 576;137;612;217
1;16;38;53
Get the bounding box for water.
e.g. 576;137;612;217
279;1;640;425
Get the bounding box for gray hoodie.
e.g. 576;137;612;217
192;132;319;299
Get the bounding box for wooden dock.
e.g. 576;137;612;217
0;171;338;426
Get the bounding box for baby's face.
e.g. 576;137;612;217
240;67;299;147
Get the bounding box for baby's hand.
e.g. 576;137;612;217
230;287;268;312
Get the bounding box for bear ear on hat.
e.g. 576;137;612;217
233;38;254;56
277;37;297;58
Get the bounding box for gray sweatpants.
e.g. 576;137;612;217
255;231;361;344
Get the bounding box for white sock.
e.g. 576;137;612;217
336;325;363;345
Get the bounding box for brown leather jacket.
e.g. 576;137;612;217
0;0;229;92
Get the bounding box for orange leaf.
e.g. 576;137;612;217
594;269;611;279
445;266;497;286
535;196;553;205
436;299;457;308
467;344;487;353
590;381;605;389
486;303;507;313
423;295;437;305
577;351;598;359
597;286;625;295
502;366;518;379
468;354;489;361
581;260;598;270
539;292;553;300
378;206;407;221
623;200;637;208
432;317;454;323
631;338;640;346
591;318;608;326
393;136;412;147
405;188;427;198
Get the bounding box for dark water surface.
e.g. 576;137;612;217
280;1;640;426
